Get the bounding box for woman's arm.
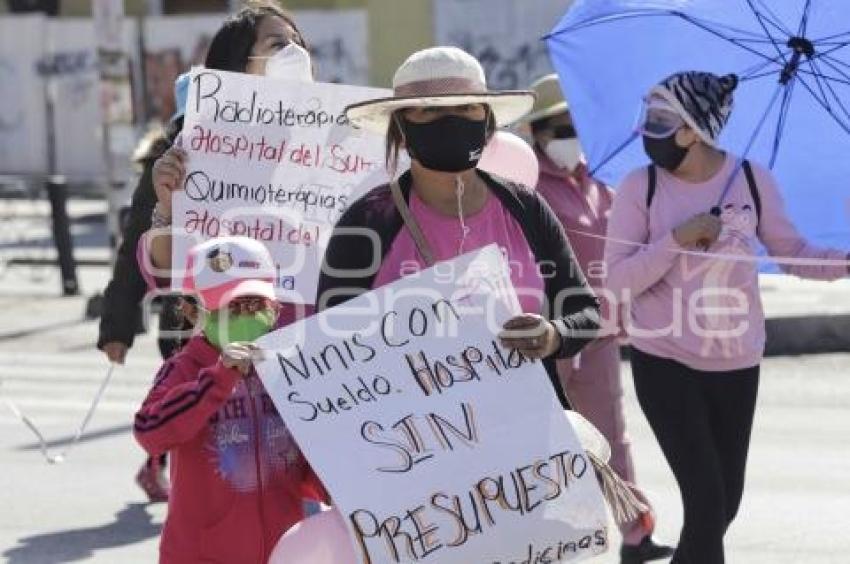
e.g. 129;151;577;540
134;357;241;454
604;169;683;298
755;166;848;280
137;143;187;281
316;187;395;311
148;227;173;271
98;160;158;354
532;192;601;359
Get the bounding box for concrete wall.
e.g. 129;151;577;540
60;0;147;16
0;0;366;16
367;0;433;88
1;0;430;88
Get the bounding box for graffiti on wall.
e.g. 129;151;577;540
435;0;574;90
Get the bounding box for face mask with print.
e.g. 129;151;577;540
203;308;277;350
402;115;488;173
265;43;314;82
544;138;583;171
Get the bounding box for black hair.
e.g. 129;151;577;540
204;1;307;73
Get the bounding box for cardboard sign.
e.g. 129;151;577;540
172;68;391;304
255;245;609;564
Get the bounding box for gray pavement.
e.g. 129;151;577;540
0;198;849;562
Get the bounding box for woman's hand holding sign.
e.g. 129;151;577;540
152;143;189;218
498;313;560;359
148;141;188;270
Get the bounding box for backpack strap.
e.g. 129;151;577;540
390;180;435;267
741;159;761;227
646;164;657;208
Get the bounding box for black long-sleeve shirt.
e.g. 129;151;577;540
97;155;160;351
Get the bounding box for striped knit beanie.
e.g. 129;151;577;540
649;71;738;146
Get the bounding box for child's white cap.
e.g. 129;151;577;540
182;237;276;310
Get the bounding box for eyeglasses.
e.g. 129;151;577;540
224;296;276;315
637;99;686;139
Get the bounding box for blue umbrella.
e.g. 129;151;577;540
546;0;850;249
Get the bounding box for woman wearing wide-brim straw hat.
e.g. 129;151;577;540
319;46;599;394
317;46;646;522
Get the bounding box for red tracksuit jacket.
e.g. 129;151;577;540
134;336;326;563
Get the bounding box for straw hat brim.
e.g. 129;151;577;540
345;91;536;134
517;99;569;125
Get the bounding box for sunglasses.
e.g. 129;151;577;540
550;124;578;139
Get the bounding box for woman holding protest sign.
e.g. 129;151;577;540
605;70;850;563
142;0;313;280
317;46;600;413
316;48;655;529
121;0;314;502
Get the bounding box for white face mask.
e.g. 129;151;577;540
544;138;584;172
263;43;313;82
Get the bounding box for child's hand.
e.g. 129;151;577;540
221;342;264;375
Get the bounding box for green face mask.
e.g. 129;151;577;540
203;308;277;350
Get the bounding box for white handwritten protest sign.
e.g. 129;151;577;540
171;68;391;303
255;245;609;564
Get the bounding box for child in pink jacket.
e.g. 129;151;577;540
605;71;849;564
134;236;326;564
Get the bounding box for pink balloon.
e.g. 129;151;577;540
478;130;540;188
268;507;358;564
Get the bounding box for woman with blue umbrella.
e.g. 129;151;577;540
604;70;850;563
548;0;850;251
520;73;674;564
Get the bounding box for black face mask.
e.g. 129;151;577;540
643;134;690;171
402;115;487;173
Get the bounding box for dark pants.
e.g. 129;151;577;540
630;347;759;564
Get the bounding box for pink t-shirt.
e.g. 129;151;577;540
605;155;847;371
373;191;545;314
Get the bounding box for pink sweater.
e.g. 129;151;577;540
535;150;614;292
534;149;617;333
605;155;847;371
